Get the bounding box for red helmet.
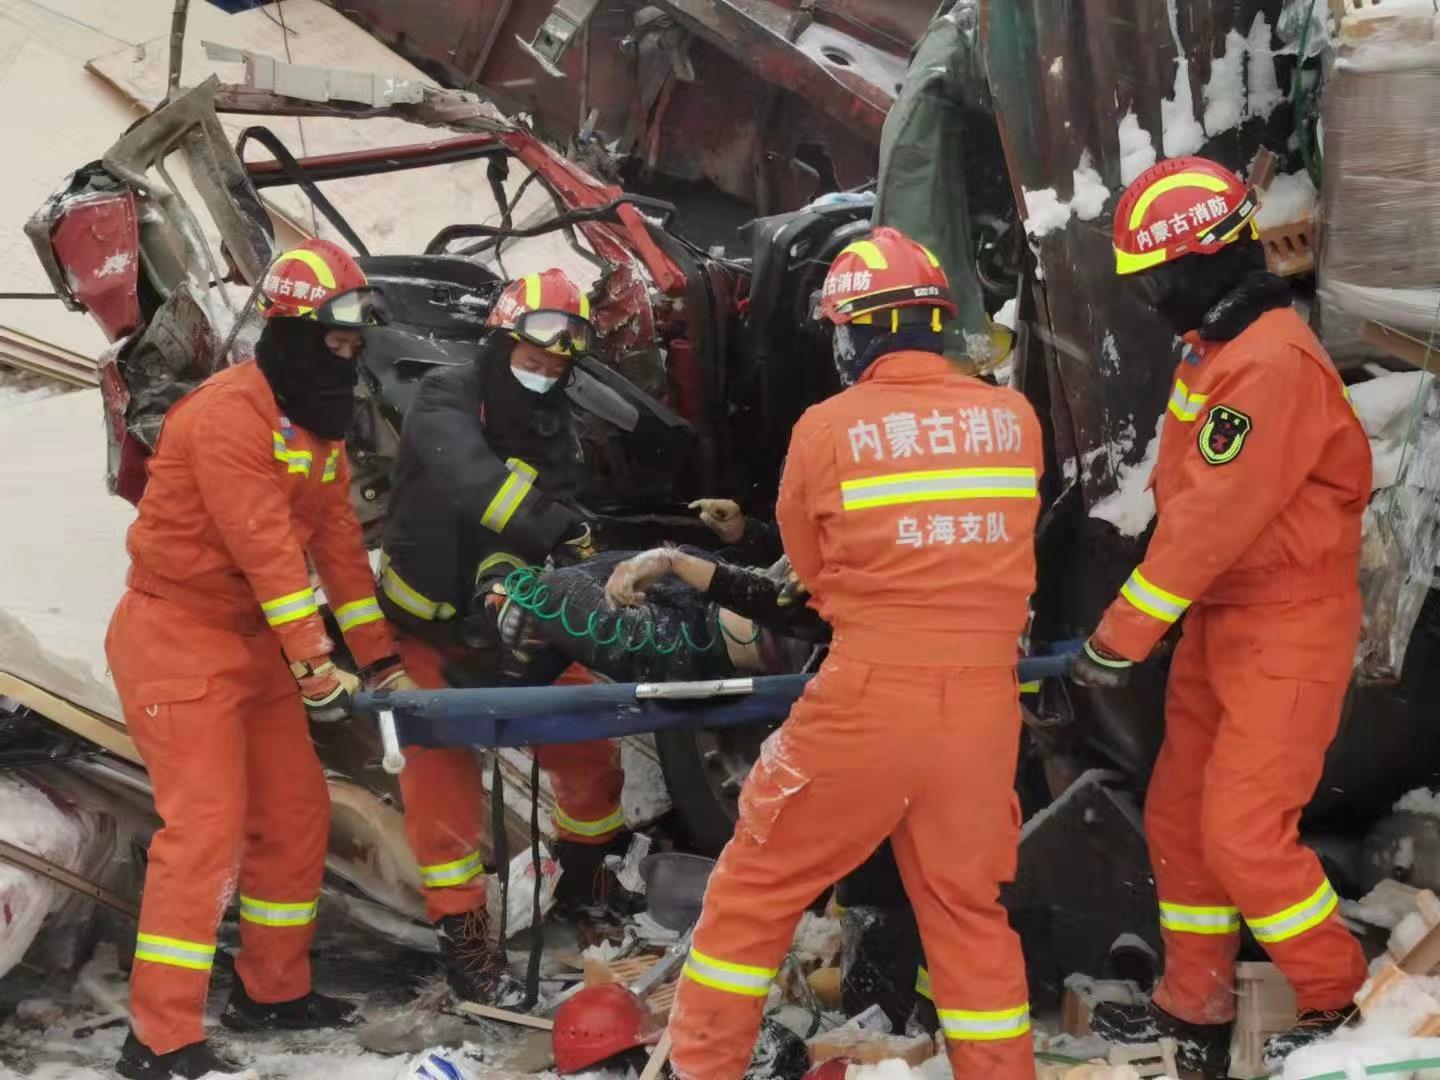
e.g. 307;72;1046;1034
259;238;385;326
817;226;956;327
551;984;662;1074
1113;156;1259;276
487;268;594;357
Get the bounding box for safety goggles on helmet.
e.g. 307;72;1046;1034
511;308;593;356
313;286;388;328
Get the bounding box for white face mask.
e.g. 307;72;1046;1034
511;366;559;395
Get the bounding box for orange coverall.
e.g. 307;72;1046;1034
394;635;624;922
670;350;1044;1080
105;360;395;1055
1093;307;1372;1023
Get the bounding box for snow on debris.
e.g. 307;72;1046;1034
1246;14;1285;119
1070;153;1110;221
1162;60;1206;157
1255;170;1318;229
1022;153;1112;238
1089;415;1165;537
1118;112;1158;186
1396;786;1440;819
0;776;89;980
1204;30;1249;135
1022;187;1073;239
1348;371;1434;489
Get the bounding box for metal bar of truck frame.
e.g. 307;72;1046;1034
354;652;1077;772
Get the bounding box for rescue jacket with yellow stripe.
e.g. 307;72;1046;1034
378;360;584;642
1094;306;1372;661
124;360;394;668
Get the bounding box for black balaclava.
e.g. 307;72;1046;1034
832;320;945;386
255;318;359;440
1136;235;1283;339
474;332;573;457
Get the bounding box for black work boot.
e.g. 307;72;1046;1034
116;1030;248;1079
219;979;358;1032
1263;1007;1357;1071
1091;999;1232;1078
436;909;509;1003
553;831;642;913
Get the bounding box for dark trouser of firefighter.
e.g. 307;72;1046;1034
393;633;626;922
669;656;1034;1080
105;591;330;1055
1146;595;1367;1025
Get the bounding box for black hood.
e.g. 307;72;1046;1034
1198;270;1295;342
255;318;358;440
1140;236;1275;338
474;332;573;460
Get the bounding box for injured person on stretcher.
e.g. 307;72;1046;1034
501;547;829;684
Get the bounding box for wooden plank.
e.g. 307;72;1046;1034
0;671;140;765
0;328;100;386
1363;321;1440;373
639;1028;672;1080
457;1001;554;1031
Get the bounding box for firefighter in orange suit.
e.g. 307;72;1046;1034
105;239;418;1080
377;269;624;1004
1071;157;1372;1076
667;227;1044;1080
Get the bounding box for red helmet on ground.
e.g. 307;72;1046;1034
551;984;663;1074
487;268;594;357
817;226;956;328
259;238;385;326
1113;156;1259;276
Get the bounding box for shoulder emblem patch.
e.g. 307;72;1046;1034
1198;404;1252;465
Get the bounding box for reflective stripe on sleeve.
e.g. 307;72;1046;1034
334;597;383;632
841;467;1039;511
682;948;777;997
1248;880;1339;944
272;432;314;476
378;554;456;622
480;459;537;533
261;587;319;627
1168;378;1209;423
1119;568;1190;624
937;1003;1031;1042
419;851;485;888
321;447;341;483
134;932;216;971
915;966;933;1001
239;895;318;927
1159;900;1241;935
554;804;626;838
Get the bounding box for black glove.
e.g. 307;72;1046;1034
1068;638;1136;689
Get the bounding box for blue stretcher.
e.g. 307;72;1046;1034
352;649;1079;773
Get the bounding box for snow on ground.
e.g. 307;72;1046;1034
1088;415;1164;537
0;368;70;412
1349;371;1435;489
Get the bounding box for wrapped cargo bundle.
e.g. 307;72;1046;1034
1319;15;1440;360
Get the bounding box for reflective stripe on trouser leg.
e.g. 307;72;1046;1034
239;895;319;927
134;933;216;972
419;850;485;888
681;948;778;997
937;1003;1031;1042
1158;900;1241;935
553;804;625;839
1247;879;1339;944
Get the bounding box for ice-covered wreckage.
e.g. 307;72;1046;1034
14;0;1440;1021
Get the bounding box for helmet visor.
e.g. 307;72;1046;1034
513;308;593;356
316;286;388;327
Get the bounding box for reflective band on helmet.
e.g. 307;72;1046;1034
239;894;318;928
273;432;314;476
272;248;338;291
1119;569;1190;624
838;239;890;270
554;804;626;838
135;932;215;972
937;1003;1031;1042
480;459;537;533
378;554;457;622
1248;880;1339;944
261;587;319;627
1115;245;1169;276
682;948;777;997
419;851;485;888
1128;172;1232;231
523;273;542;310
1168;378;1209;423
841;467;1039;511
1159;900;1240;935
916;966;933;1001
322;447;341;483
334;597;383;632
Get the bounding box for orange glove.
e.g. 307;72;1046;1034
289;656;361;722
